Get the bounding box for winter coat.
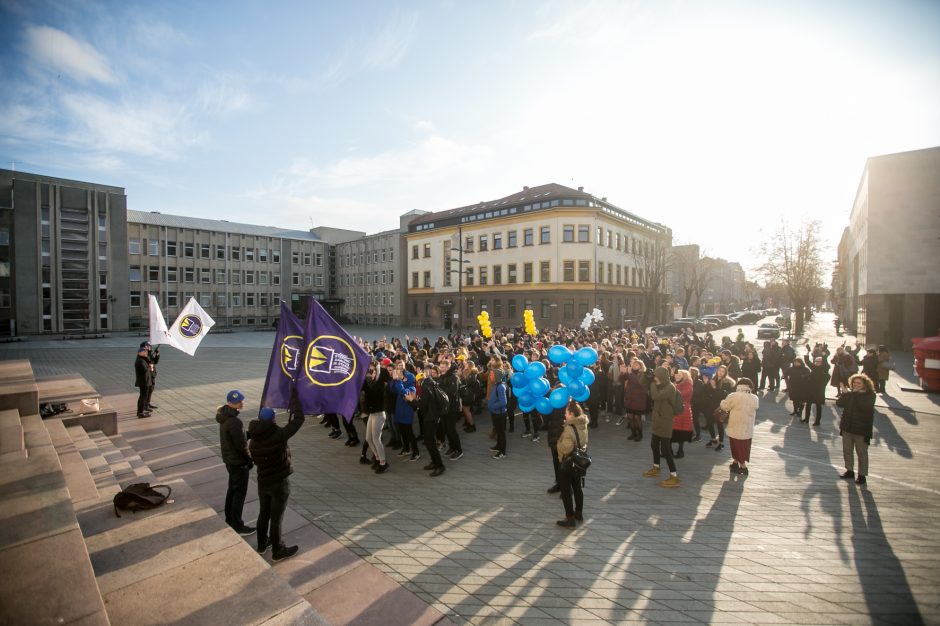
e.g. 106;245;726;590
761;344;780;370
720;388;759;440
672;377;694;433
248;404;305;487
650;367;677;439
804;356;830;405
360;374;385;415
392;372;417;424
545;407;566;446
134;354;153;388
438;363;462;414
623;370;648;414
741;355;761;385
216;404;251;466
787;363;812;404
877;351;891;382
836;390;875;442
487;381;508;414
556;414;589;462
861;353;879;380
691;378;708;416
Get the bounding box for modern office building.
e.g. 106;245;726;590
0;169;129;336
404;183;671;330
835;146;940;347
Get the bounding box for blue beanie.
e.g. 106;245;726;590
227;390;245;404
259;407;276;421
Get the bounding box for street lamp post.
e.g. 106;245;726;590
450;226;471;334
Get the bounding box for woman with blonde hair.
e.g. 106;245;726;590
556;400;589;527
837;373;876;485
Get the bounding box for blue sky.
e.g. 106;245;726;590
2;0;939;272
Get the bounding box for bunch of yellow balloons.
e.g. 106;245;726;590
524;309;537;336
477;310;492;338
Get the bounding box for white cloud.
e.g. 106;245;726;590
24;25;116;84
361;10;418;70
197;73;252;115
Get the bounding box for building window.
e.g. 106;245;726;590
166;241;177;256
479;266;488;286
201;244;210;259
423;243;431;258
272;249;280;263
465;267;474;286
292;272;300;286
200;293;211;307
597;227;603;245
540;261;550;282
303;252;311;265
259;248;268;262
129;266;141;281
216;245;226;260
523;228;534;246
507;230;517;248
597;262;603;284
273;273;280;285
231;246;241;261
166;292;178;308
129;239;141;255
563;261;574;282
246;248;255;261
607;262;613;285
148;239;159;256
493;265;502;285
246;271;255;285
494;299;503;318
232;293;242;307
423;271;431;288
166;267;177;282
540;226;550;244
523;262;533;283
217;293;227;307
315;253;323;266
216;269;226;284
183;267;194;283
564;300;574;320
479;235;488;252
231;271;241;285
493;233;502;250
541;299;551;319
578;225;590;243
606;231;612;248
389;270;394;284
507;264;517;284
617;265;622;284
508;299;516;318
412;272;419;288
579;261;590;282
563;225;574;243
184;243;194;258
130;291;141;307
615;233;621;250
200;269;210;283
412;245;419;260
148;266;159;281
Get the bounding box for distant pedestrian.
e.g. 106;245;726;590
134;342;153;418
217;389;255;536
876;346;892;394
671;370;694;458
720;378;759;474
837;374;876;486
360;361;389;473
623;359;648;441
644;366;680;488
787;358;811;419
488;369;508;458
249;388;306;561
803;350;830;426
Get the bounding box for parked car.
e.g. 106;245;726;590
757;322;781;339
650;322;693;336
702;315;731;328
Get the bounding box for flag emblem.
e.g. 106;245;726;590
279;335;303;380
304;335;356;387
178;314;203;339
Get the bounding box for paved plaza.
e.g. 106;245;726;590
2;319;939;625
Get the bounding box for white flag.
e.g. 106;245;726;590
167;297;216;356
148;294;179;349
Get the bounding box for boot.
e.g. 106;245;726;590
556;516;576;528
635;426;643;442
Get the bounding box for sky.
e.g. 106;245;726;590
2;0;939;277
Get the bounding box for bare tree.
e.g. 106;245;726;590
672;246;716;317
634;232;671;327
756;219;827;335
692;257;716;316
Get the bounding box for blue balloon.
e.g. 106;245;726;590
572;386;590;402
567;379;585;397
517;391;533;406
510;372;528;389
574;347;599;367
528;377;550;397
526;361;547;380
566;362;583;379
518;402;535;413
580;367;596;386
512;354;529;373
535;397;553;415
549;386;570;409
557;367;572;385
548;344;573;365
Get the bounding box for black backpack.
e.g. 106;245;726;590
113;483;172;517
427;381;449;414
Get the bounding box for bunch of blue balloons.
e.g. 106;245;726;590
509;345;599;415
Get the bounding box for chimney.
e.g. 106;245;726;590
578;186;584;192
523;186;529;191
602;197;607;202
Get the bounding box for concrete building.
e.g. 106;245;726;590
667;245;749;317
404;183;671;331
0;169;129;336
126;211;332;330
701;258;747;314
835;146;940;347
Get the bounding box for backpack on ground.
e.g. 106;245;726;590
672;388;684;415
113;482;172;518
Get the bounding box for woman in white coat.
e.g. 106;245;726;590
720;378;760;474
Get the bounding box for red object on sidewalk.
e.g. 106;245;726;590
911;333;940;392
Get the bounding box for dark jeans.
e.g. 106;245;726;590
651;434;676;473
804;402;822;422
146;384;155;407
691;407;703;438
444;411;462;452
398;421;417;455
224;463;250;529
706;412;725;442
559;463;583;518
424;416;444;467
492;412;507;454
549;441;560;487
136;387;148;414
341;415;358;440
760;369;779;389
257;479;290;550
523;412;541;435
876;379;887;394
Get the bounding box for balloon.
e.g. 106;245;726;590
557;367;572;385
566;362;583;379
535;396;553;415
574;347;599;367
549;386;570;409
548;344;572;365
572;386;590;402
526;361;546;379
512;354;529;372
567;379;585;397
518;402;535;413
580;367;596;386
528;377;550;397
510;372;529;388
516;391;533;407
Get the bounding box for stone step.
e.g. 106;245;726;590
85;431;124;499
0;408;24;455
46;419;99;504
102;432;158;486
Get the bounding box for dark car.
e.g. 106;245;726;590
757;322;781;339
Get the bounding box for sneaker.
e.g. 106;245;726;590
659;475;681;488
690;435;701;442
546;484;561;494
137;412;151;419
642;466;660;478
839;470;855;479
705;439;717;448
531;435;541;443
375;462;390;474
492;452;505;459
257;538;270;554
359;456;372;465
147;404;159;410
714;443;724;451
272;545;299;562
444;448;455;456
449;450;464;460
409;452;421;462
328;430;342;439
556;517;576;528
423;463;437;471
615;417;624;426
430;466;446;477
397;449;410;457
855;475;866;485
521;431;532;438
236;525;257;536
489;447;500;453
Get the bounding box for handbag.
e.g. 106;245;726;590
562;424;592;476
713;407;729;423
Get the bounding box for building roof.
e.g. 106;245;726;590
127;210;321;241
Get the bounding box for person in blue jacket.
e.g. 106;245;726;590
390;363;419;461
488;370;508;458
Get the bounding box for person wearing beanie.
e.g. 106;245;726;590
720;378;760;474
248;388;306;561
133;342;153;418
216;389;255;536
644;366;680;488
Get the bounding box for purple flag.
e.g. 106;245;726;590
260;302;305;410
296;298;370;422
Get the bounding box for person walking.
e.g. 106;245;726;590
837;373;876;485
720;378;759;474
643;367;680;488
134;342;153;419
360;361;390;473
217;389;255;535
248;389;306;561
556;400;589;528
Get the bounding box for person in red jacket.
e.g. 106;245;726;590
671;370;694;458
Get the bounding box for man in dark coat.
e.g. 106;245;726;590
248;389;306;561
438;357;464;460
134;342;153;418
217;389;255;536
144;343;160;411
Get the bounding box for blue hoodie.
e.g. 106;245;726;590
392;372;417;425
488;379;508;414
